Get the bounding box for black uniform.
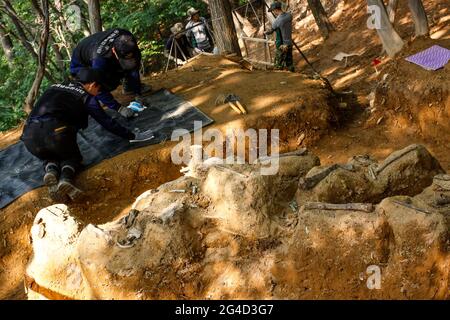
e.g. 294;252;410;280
21;83;134;170
70;29;142;110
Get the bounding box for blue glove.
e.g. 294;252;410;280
127;101;147;113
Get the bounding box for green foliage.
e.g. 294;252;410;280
0;54;29;131
101;0;208;69
0;0;210;131
0;47;52;131
0;106;26;132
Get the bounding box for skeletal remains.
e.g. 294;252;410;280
25;144;449;299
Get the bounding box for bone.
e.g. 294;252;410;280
433;174;450;190
302;202;375;213
375;144;420;174
391;200;432;214
299;164;354;190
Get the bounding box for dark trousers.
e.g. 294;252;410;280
21;119;82;170
122;70;142;94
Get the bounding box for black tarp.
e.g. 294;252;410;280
0;89;213;209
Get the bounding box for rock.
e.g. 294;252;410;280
296;144;444;204
202;152;319;239
25;147;448;300
26;204;83;300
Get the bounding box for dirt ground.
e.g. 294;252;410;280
0;0;449;299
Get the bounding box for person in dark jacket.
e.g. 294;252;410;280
21;68;154;200
70;28;151;119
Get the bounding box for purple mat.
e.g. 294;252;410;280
405;45;450;71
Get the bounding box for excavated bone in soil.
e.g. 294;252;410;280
25;146;449;300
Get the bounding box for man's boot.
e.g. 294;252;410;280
122;83;152;96
57;165;83;200
43;162;59;186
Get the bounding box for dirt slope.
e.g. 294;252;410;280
0;55;336;299
1;0;449;299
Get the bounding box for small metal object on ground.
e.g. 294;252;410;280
289;200;299;212
215;93;247;115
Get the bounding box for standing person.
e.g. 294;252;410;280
166;22;193;61
265;2;295;72
185;8;214;54
20;68;154;200
70;28;151;119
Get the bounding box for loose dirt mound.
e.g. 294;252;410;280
25;146;449;300
147;54;339;146
0;54;338;299
369;38;450;144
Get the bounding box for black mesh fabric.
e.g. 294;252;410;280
0;89;213;209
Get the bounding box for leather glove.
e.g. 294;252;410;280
118;105;135;119
130;129;155;143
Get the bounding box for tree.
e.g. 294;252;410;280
387;0;398;23
366;0;429;57
24;0;50;113
366;0;404;57
1;0;38;60
307;0;334;39
0;20;13;64
408;0;429;36
210;0;241;56
87;0;102;34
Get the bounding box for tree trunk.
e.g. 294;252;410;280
30;0;64;75
1;0;56;82
408;0;429;36
209;0;241;56
366;0;404;57
86;0;102;34
1;0;38;59
52;42;67;80
25;0;50;113
264;0;275;25
387;0;398;23
307;0;334;39
0;22;14;63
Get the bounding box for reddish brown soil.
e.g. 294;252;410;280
1;0;449;299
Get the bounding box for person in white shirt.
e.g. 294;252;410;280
185;8;214;54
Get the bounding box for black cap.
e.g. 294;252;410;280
114;35;139;71
268;2;282;12
76;68;104;86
